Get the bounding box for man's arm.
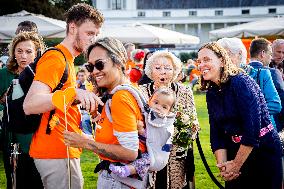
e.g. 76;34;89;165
23;81;53;115
24;81;104;115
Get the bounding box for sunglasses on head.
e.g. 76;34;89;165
85;59;106;72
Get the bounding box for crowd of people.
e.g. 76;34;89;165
0;2;284;189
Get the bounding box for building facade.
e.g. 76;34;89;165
93;0;284;45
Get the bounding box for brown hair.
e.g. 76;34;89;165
15;21;38;34
7;31;45;74
76;68;86;76
198;42;242;90
86;37;128;73
249;38;271;58
65;3;104;33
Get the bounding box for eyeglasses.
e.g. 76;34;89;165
154;66;173;72
85;59;108;72
195;56;212;65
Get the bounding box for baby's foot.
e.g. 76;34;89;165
162;144;172;152
109;164;131;178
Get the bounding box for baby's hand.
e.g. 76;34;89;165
137;120;145;135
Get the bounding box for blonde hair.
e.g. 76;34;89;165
217;37;247;65
199;42;243;90
144;51;182;82
7;32;45;74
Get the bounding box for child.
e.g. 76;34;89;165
109;87;176;179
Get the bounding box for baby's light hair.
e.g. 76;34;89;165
151;87;176;111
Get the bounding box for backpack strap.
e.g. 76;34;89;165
43;48;69;134
105;84;148;123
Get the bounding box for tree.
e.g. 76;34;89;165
179;51;198;64
0;0;92;20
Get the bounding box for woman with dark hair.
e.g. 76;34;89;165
64;37;148;189
198;42;282;189
0;31;44;189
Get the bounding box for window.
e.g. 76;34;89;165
92;0;96;7
269;8;277;14
108;0;125;10
189;11;197;16
163;11;171;17
138;11;145;17
215;10;223;16
242;9;250;15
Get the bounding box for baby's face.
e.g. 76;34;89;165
149;93;174;115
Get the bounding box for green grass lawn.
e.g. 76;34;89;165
0;93;223;189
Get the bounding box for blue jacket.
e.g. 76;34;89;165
248;61;282;127
207;73;277;152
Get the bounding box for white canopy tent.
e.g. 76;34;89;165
0;10;200;46
99;23;200;45
209;17;284;40
50;22;200;45
0;10;66;43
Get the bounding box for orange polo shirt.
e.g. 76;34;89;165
29;44;82;159
95;89;146;162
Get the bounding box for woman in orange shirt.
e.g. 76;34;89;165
64;37;147;188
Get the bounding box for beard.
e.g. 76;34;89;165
73;32;84;53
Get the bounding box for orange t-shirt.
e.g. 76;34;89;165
29;44;82;159
95;89;146;162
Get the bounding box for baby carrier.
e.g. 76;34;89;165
104;84;175;188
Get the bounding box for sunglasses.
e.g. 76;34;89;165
85;59;107;72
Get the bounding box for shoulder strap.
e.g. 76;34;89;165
45;47;69;134
105;84;147;123
44;48;69;92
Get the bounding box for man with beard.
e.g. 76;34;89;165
23;3;104;189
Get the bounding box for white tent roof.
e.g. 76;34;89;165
209;17;284;40
0;10;66;43
100;23;200;45
48;22;200;45
0;10;199;46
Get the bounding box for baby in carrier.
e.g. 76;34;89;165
109;86;176;180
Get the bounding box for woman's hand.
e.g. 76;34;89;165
63;130;90;149
217;160;241;181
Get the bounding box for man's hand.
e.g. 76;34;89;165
75;89;104;113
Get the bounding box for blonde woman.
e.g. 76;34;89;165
1;31;45;189
140;51;199;189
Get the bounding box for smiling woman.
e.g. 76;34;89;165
63;37;150;189
199;42;282;189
